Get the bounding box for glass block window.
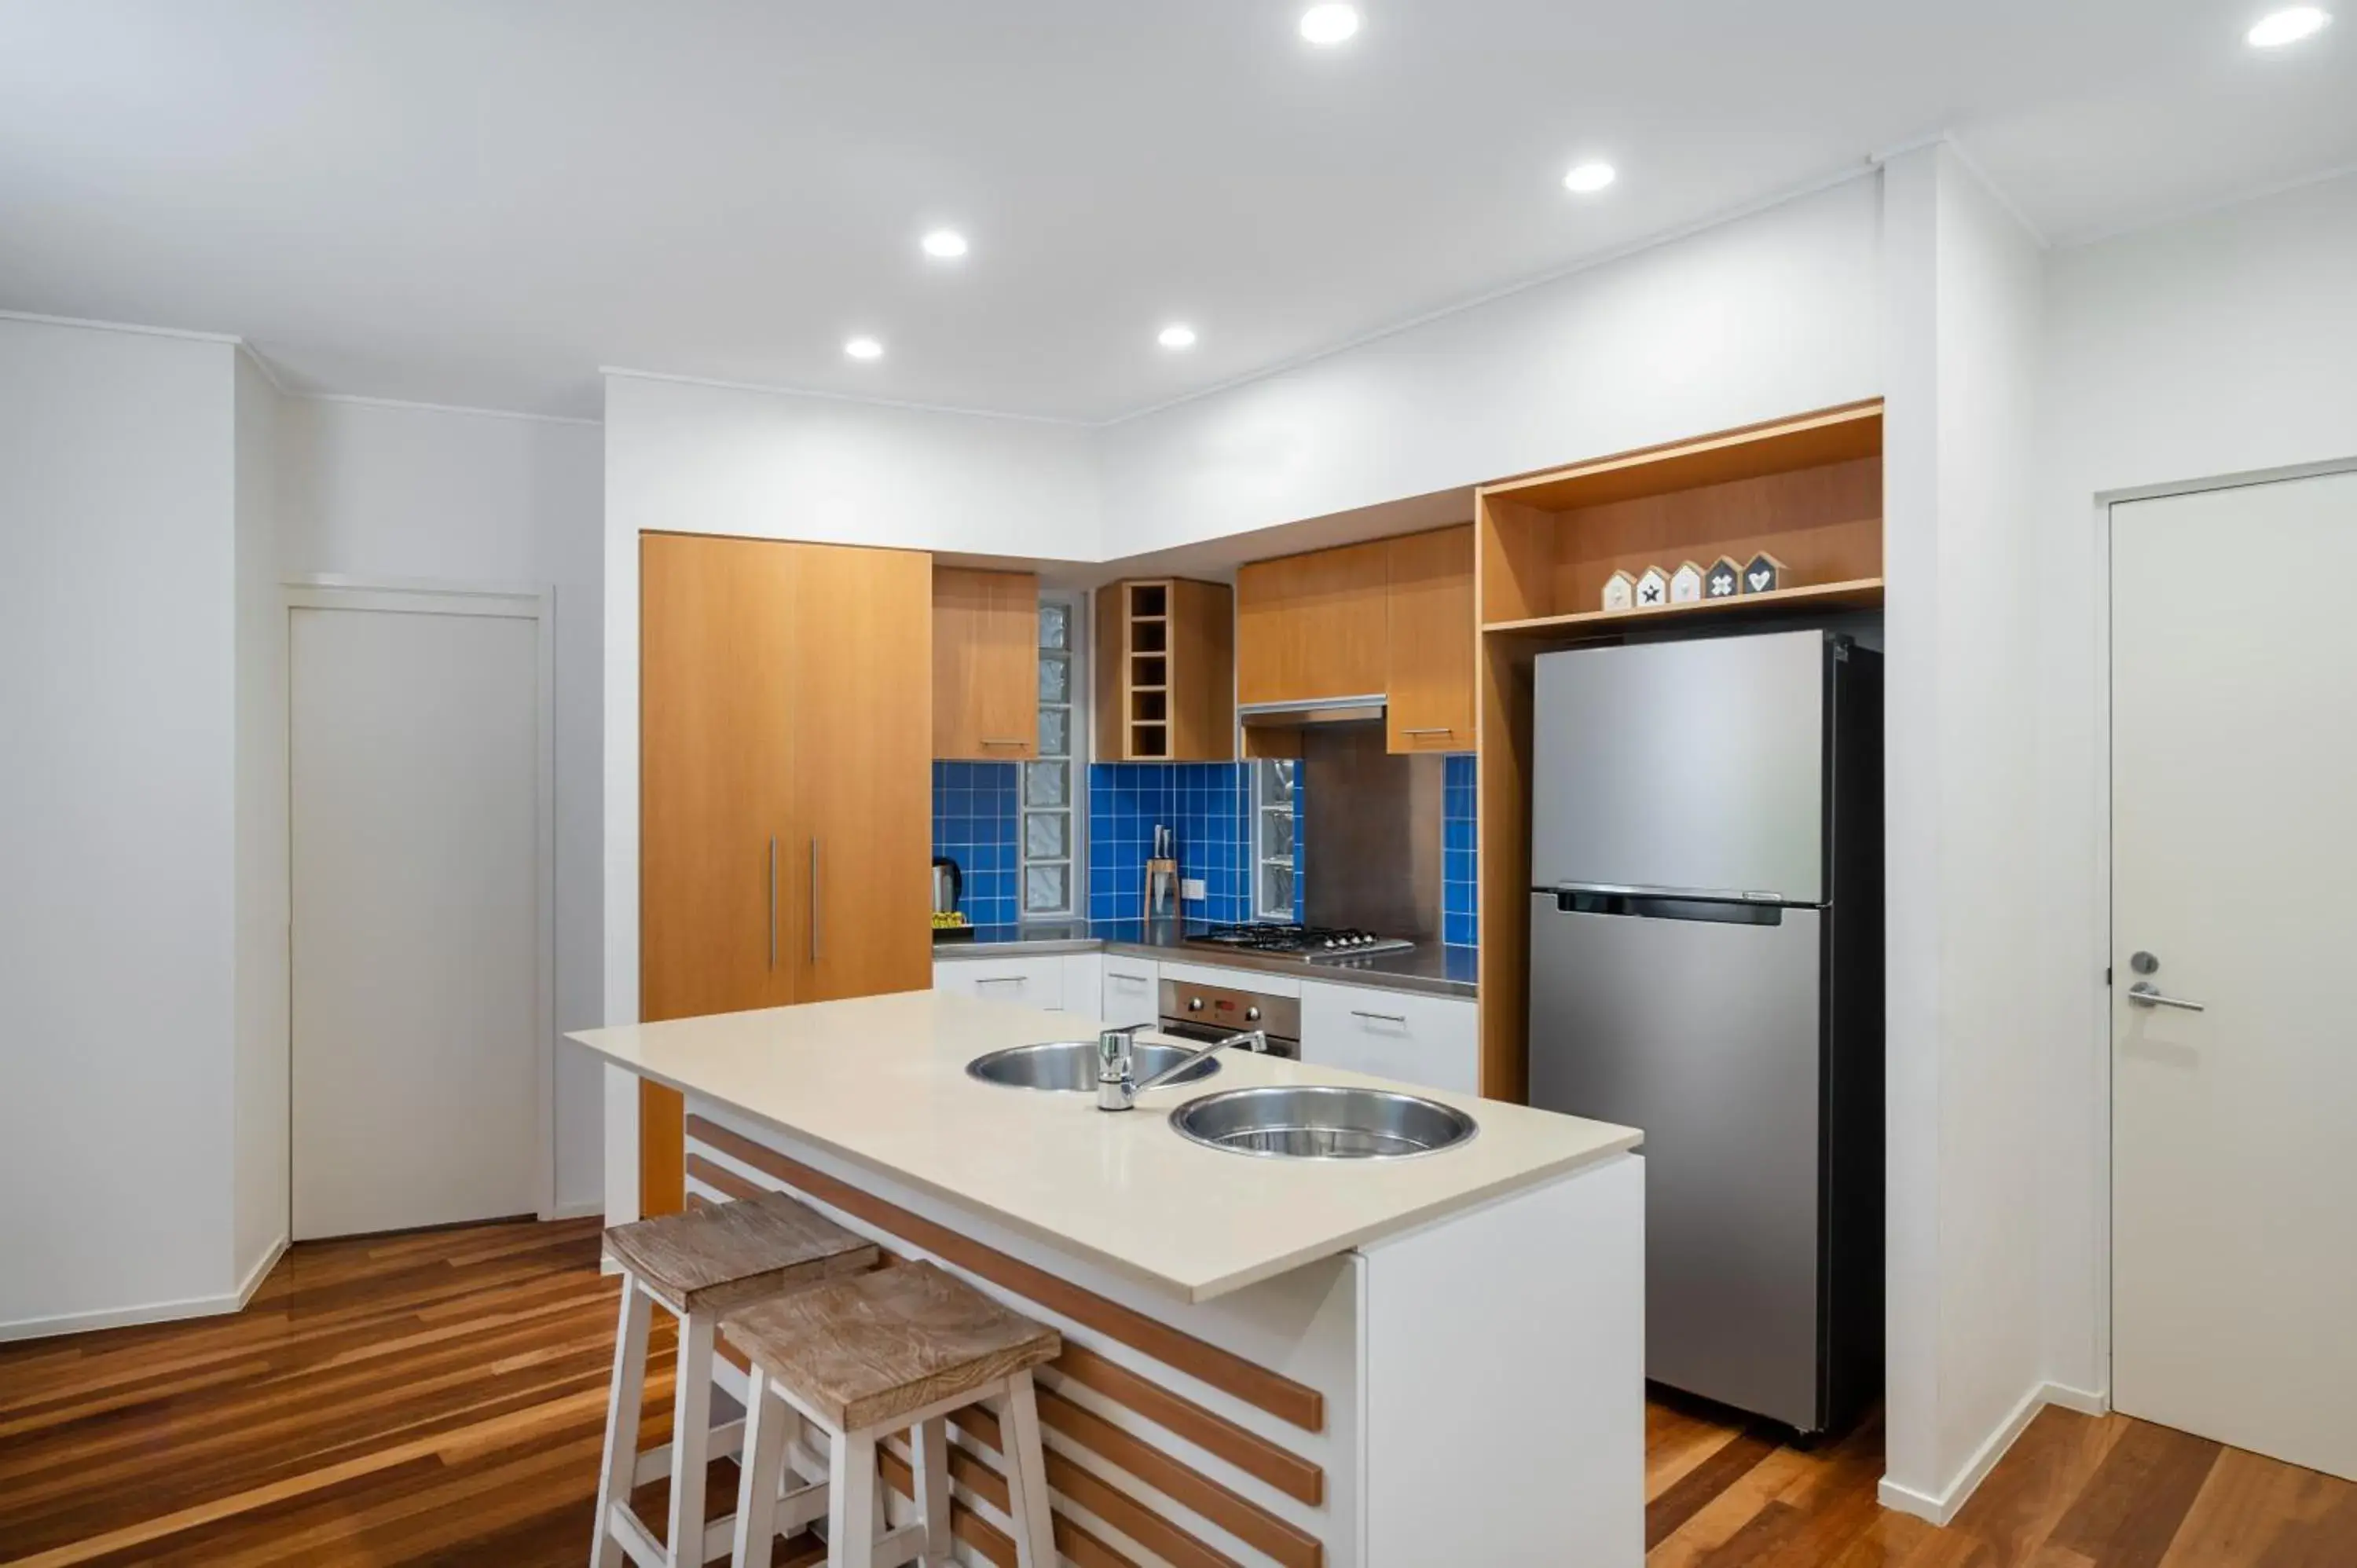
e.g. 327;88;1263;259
1253;759;1297;921
1022;595;1083;915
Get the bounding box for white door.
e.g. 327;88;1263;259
2111;469;2357;1482
291;593;545;1240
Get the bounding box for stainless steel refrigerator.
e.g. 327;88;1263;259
1526;629;1882;1434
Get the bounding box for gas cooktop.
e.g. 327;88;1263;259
1188;923;1417;959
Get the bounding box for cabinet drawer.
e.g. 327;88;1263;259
933;954;1065;1009
1299;980;1479;1095
1101;956;1160;1028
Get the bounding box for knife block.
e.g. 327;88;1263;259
1142;856;1178;920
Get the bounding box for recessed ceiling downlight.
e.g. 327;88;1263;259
1563;161;1618;195
1157;324;1198;350
2248;6;2330;45
1299;4;1360;44
921;229;969;259
844;336;884;361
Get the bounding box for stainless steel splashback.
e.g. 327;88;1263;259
1299;721;1443;941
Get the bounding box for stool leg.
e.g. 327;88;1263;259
592;1278;654;1568
731;1372;786;1567
828;1429;878;1568
911;1418;952;1566
669;1311;717;1565
1001;1372;1057;1568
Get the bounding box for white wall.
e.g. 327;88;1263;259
603;372;1101;560
0;316;243;1335
2033;170;2357;1404
1878;144;2051;1519
277;395;607;1213
1096;176;1884;554
232;350;288;1284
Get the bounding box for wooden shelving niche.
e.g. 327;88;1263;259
1473;401;1883;1103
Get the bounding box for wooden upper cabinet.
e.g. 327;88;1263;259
1095;578;1234;762
1236;539;1391;706
932;567;1039;760
1384;526;1476;753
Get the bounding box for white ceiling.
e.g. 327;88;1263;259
2;1;2349;422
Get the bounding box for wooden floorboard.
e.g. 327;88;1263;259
1;1218;2349;1565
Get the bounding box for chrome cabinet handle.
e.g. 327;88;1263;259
1351;1009;1409;1025
2128;981;2205;1013
767;837;778;970
977;976;1025;988
1109;973;1148;988
978;738;1029;748
1400;727;1454;737
808;838;821;964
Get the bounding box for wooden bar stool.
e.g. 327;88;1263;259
595;1192;881;1568
722;1260;1063;1568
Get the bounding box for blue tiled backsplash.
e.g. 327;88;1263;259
1443;753;1479;948
932;755;1476;944
1087;764;1254;926
931;761;1020;927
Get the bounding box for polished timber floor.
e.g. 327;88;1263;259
2;1218;2351;1566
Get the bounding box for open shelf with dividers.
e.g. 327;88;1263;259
1094;577;1234;763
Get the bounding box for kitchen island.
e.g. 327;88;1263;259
570;990;1641;1567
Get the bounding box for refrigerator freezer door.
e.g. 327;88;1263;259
1530;632;1826;904
1527;893;1825;1428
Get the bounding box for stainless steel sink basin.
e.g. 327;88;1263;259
1168;1085;1479;1160
966;1039;1220;1093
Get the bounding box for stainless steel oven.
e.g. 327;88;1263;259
1157;977;1301;1058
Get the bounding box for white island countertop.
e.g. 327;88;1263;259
570;990;1640;1303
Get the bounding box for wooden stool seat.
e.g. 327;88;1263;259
721;1259;1060;1433
603;1189;878;1313
724;1262;1064;1568
595;1192;882;1568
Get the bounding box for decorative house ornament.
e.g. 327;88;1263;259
1704;557;1743;599
1669;561;1705;604
1600;570;1636;612
1634;566;1670;609
1740;551;1788;595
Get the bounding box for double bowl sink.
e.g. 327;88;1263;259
966;1039;1478;1160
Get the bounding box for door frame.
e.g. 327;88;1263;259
2091;451;2357;1399
284;573;559;1222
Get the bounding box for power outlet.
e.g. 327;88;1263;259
1181;877;1208;901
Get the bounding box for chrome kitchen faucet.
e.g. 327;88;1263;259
1095;1024;1267;1112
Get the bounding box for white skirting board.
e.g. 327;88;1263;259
0;1233;288;1345
1877;1381;2112;1525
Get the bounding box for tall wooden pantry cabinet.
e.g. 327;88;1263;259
638;532;933;1214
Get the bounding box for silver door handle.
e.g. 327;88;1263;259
2128;982;2205;1013
808;838;821;964
1351;1009;1408;1025
1110;973;1148;988
767;837;778;970
978;976;1026;989
979;738;1028;748
1400;727;1454;737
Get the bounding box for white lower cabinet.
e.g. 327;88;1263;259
1299;979;1480;1096
1100;955;1159;1028
932;954;1065;1009
1058;953;1103;1018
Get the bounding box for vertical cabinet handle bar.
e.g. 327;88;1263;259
767;838;778;970
809;838;821;964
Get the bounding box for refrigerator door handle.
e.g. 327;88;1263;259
1545;880;1791;905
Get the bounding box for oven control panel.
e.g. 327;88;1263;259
1157;978;1300;1056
